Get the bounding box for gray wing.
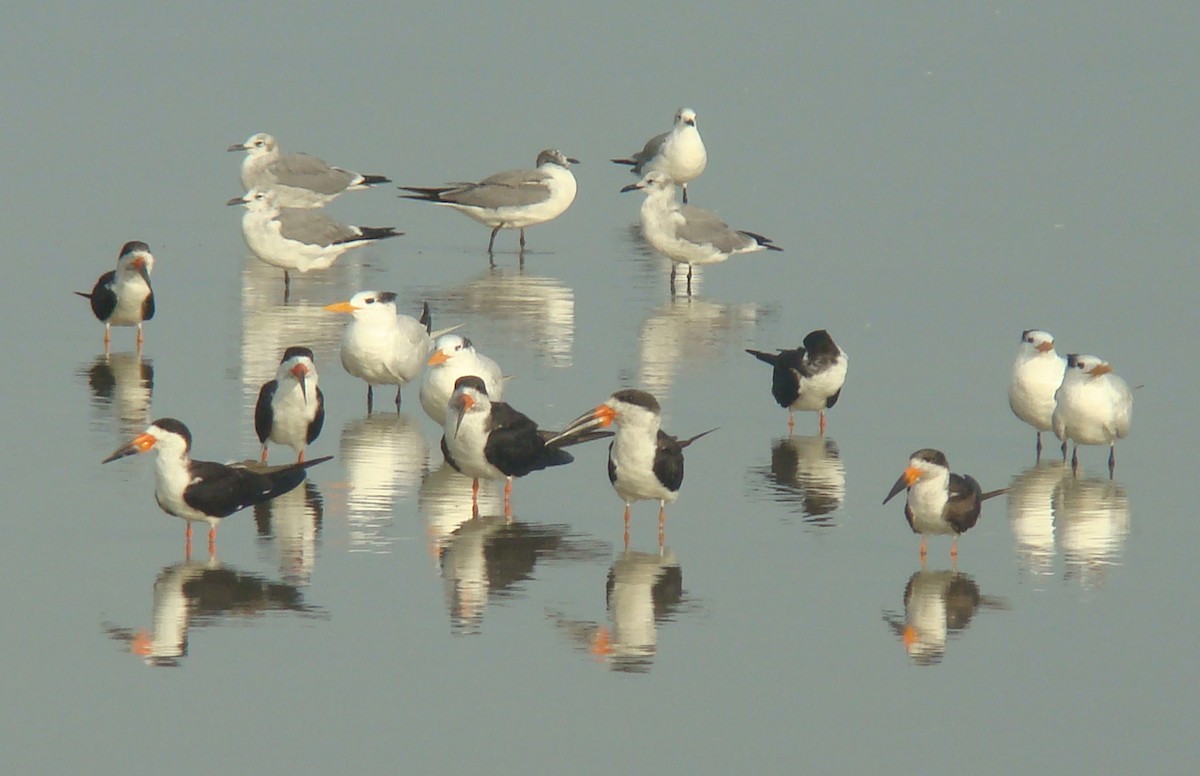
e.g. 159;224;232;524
266;154;356;194
276;208;359;245
440;169;553;209
676;205;755;253
633;131;670;171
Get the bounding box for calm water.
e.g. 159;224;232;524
3;4;1198;774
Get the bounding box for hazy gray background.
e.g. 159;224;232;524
1;3;1196;774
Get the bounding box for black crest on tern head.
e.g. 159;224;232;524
280;346;315;363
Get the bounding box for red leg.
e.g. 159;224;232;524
208;526;217;556
819;410;826;436
788;412;794;434
623;505;631;549
950;536;959;559
298;449;305;464
658;504;666;548
919;535;928;560
260;446;268;464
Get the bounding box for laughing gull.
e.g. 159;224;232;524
621;171;781;294
228;132;392;208
399;149;579;256
612;108;707;204
228;187;402;299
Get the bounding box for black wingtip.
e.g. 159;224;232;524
980;488;1008;502
745;348;778;366
74;291;92;300
419;301;431;333
680;428;718;448
360;174;392;185
610;158;636;167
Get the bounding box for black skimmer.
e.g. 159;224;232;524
548;389;715;546
1008;329;1067;459
254;346;325;463
228;188;402;300
76;241;155;352
399;149;579;257
746;329;848;434
883;449;1006;560
228;132;392;208
324;292;453;413
103;418;332;554
621;171;781;294
1052;354;1133;478
419;333;505;426
442;376;608;515
612;107;707;203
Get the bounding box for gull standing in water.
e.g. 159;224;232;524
612;108;707;204
621;171;780;294
77;241;155;352
229;187;402;300
399;149;578;257
228;132;391;208
1052;353;1133;478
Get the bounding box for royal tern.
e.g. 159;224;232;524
76;241;155;352
548;389;715;546
746;329;848;434
419;333;505;425
228;187;402;299
1052;354;1133;477
1008;329;1067;459
441;376;606;514
325;292;450;413
254;346;326;463
227;132;391;208
621;171;781;294
399;149;579;255
612;108;707;204
103;418;331;554
883;449;1006;560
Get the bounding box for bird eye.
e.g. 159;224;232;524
365;298;375;304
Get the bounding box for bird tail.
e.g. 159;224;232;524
610;157;637;168
359;174;392;186
738;230;783;252
75;291;93;300
356;226;403;241
398;186;452;202
745;349;779;366
418;301;431;333
980;487;1008;502
679;428;718;448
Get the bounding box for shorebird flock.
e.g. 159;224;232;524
82;109;1135;559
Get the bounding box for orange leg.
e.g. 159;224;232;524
208;526;217;556
787;412;795;434
260;446;269;464
919;535;928;560
104;326;112;354
819;410;827;436
298;449;306;464
657;503;666;548
136;325;144;349
950;536;959;559
504;479;513;513
471;478;479;506
623;504;631;549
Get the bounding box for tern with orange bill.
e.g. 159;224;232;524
77;241;155;352
103;418;331;555
1008;329;1067;459
746;329;847;434
1052;353;1133;477
419;333;504;425
883;449;1006;560
547;390;715;546
255;347;325;463
441;376;607;515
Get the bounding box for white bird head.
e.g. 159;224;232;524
323;290;400;322
227;132;278;157
427;333;475;367
1065;354;1113;379
1019;329;1057;355
277;346;319;402
883;448;950;504
446;375;491;438
116;241;155;282
226;186;280;212
103;418;192;463
620;170;676;196
675;108;698;128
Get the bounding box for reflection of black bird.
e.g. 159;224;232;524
882;569;1008;666
746;329;848;434
440;515;606;635
79;352;154;436
77;241;156;352
103;418;331;554
753;435;846;522
104;558;320;667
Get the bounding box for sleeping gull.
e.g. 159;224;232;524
612;108;707;204
228;132;392;208
399;149;579;257
621;171;780;294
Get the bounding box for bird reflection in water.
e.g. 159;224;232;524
1053;475;1130;588
637;296;767;398
548;548;688;673
434;511;607;636
104;557;323;667
419;462;503;558
338;413;428;552
239;255;370;414
421;266;574;367
1007;461;1069;578
254;480;323;585
883;568;1008;666
747;435;846;525
77;351;154;438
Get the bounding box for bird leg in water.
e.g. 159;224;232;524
658;504;667;549
395;386;402;409
487;225;501;254
260;446;268;464
819;410;826;436
366;385;374;415
1108;445;1116;479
